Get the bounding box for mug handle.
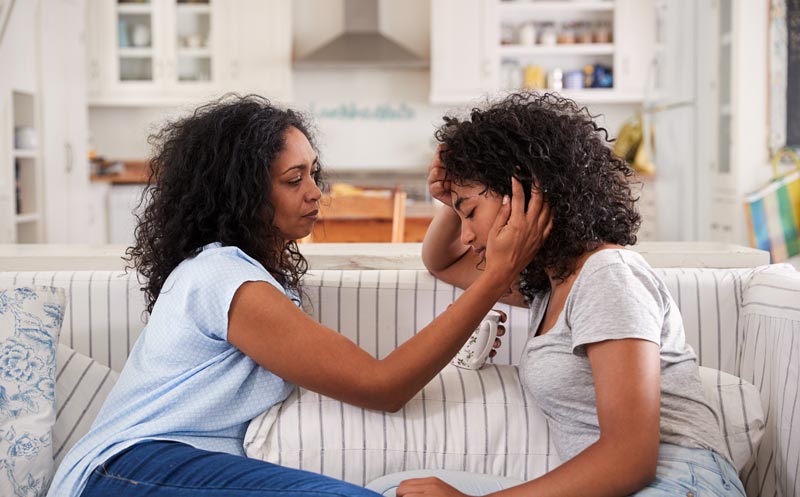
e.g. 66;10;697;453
474;317;499;366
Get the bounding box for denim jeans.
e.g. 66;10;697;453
365;444;745;497
81;441;382;497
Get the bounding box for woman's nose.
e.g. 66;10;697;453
307;181;322;203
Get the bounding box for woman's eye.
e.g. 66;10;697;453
466;209;475;220
289;176;302;185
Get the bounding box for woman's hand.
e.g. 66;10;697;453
484;177;552;284
397;477;471;497
427;145;452;207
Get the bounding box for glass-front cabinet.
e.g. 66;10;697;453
89;0;223;104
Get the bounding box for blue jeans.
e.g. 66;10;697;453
81;441;381;497
365;444;745;497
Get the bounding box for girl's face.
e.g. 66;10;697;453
269;126;322;241
450;181;503;259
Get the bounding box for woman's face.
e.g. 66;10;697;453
269;126;322;241
450;181;503;259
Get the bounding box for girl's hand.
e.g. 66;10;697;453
484;177;552;284
427;145;452;207
397;477;471;497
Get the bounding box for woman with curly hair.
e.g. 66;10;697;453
47;94;551;497
406;92;745;497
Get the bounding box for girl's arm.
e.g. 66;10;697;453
228;178;550;412
397;338;662;497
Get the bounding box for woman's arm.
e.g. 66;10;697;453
397;338;662;497
229;178;549;412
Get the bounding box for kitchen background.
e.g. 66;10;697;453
0;0;794;261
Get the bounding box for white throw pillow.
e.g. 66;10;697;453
53;344;119;466
0;286;66;497
697;366;765;472
245;364;765;486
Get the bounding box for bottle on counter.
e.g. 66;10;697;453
548;68;563;90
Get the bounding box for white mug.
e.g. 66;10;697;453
451;310;501;370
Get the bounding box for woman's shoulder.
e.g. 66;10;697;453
166;243;279;292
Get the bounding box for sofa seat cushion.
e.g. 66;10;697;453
0;286;66;497
244;364;765;486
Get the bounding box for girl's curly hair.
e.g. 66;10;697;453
125;94;322;313
435;92;641;302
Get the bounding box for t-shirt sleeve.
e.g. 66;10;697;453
566;262;666;356
182;249;285;341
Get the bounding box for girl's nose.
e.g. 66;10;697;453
460;225;475;247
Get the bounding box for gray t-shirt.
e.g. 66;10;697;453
519;249;729;464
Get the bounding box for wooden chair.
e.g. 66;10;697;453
300;186;407;243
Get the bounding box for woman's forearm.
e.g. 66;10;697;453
422;206;469;273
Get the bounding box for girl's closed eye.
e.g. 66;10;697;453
466;208;476;220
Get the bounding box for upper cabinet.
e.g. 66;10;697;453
86;0;291;105
430;0;655;104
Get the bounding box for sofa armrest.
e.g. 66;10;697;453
736;266;800;497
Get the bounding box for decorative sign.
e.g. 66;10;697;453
309;102;416;121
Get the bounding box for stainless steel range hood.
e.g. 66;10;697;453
293;0;428;70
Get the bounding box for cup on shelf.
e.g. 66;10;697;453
131;24;151;47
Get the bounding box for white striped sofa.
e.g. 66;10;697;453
1;264;798;497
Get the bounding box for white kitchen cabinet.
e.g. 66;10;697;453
40;0;94;243
87;0;291;106
430;0;655;104
429;0;496;104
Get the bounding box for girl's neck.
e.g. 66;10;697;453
546;243;624;290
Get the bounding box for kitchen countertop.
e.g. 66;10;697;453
0;242;770;272
90;161;149;184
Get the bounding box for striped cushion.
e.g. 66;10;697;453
302;269;753;375
243;364;764;487
53;344;118;466
244;364;557;487
736;267;800;497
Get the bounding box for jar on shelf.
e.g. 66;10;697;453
501;61;523;90
523;64;546;90
500;24;515;45
576;22;593;44
593;21;612;44
518;22;537;45
557;22;576;44
564;70;584;89
548;68;563;90
539;22;557;46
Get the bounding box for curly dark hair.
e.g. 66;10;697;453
435;92;641;302
125;94;323;313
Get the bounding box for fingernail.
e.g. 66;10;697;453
502;195;509;205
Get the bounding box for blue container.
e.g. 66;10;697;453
564;71;584;89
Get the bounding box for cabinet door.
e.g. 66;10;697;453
430;0;495;104
224;0;291;101
110;0;161;93
41;0;91;243
164;0;221;95
614;0;656;93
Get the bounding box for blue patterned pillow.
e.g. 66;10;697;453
0;287;66;497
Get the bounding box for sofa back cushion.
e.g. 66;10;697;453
1;267;753;376
301;268;753;375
